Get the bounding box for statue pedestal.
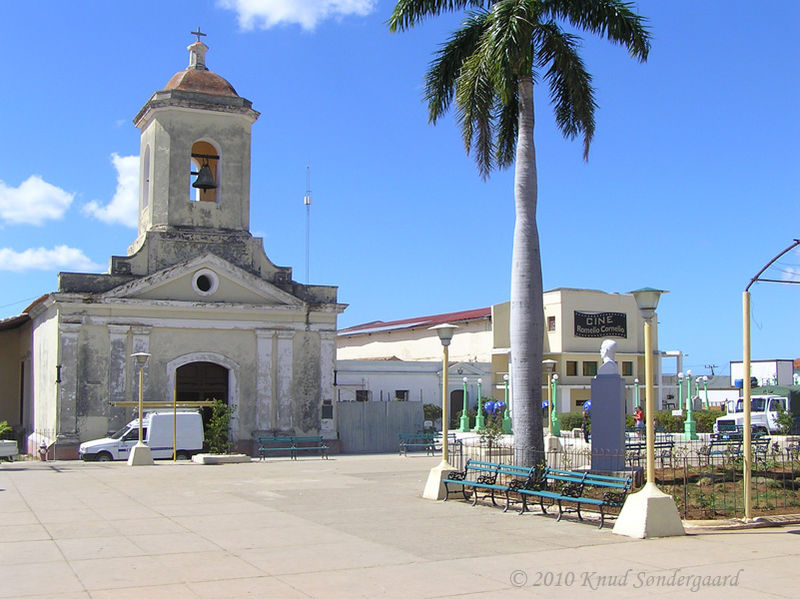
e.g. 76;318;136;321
590;374;625;472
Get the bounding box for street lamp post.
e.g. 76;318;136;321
502;374;512;434
128;352;154;466
551;373;561;436
700;375;709;410
459;377;471;432
684;368;697;440
422;323;458;500
634;378;640;410
613;288;684;538
677;372;684;414
542;360;557;435
474;378;485;431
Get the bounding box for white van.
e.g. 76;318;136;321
79;411;204;461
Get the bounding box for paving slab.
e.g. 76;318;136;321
1;455;798;598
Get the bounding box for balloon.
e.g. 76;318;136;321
583;400;592;411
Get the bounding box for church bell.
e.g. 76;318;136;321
192;163;217;190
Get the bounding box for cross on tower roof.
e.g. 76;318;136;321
190;27;207;43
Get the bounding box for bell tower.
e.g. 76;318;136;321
132;32;260;242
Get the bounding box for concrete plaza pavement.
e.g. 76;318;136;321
1;454;798;598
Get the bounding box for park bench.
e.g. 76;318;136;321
398;432;459;456
398;432;435;456
697;438;741;464
444;461;630;529
513;468;631;529
699;436;771;465
625;439;674;468
442;460;541;511
257;435;328;460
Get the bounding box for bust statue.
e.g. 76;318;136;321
597;339;618;375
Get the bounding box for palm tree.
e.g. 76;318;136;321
389;1;650;465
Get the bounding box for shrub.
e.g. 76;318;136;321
205;399;235;454
423;403;442;422
0;420;11;437
693;410;718;433
558;411;585;431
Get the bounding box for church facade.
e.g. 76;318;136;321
0;37;345;457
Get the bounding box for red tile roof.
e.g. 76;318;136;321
339;307;491;336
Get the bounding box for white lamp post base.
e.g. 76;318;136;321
612;482;685;538
127;443;154;466
422;459;456;500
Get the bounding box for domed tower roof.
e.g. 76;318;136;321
163;39;239;98
133;32;258;128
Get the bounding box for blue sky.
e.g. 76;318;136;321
0;1;797;376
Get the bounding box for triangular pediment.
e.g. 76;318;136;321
100;254;304;308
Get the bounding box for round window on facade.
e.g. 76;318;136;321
192;269;219;296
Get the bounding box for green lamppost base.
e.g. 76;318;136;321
474;412;486;432
551;414;561;437
683;420;698;441
459;414;471;432
502;414;512;434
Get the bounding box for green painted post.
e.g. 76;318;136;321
474;378;485;431
459;377;470;432
502;374;512;434
551;374;561;436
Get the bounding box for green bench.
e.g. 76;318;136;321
398;432;459;456
625;439;675;468
443;460;631;529
515;468;631;529
398;433;436;456
257;435;328;460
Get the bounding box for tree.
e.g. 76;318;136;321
390;1;650;465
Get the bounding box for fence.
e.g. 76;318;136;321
443;433;800;520
337;401;424;453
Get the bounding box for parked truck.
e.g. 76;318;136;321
714;387;800;435
79;411;204;461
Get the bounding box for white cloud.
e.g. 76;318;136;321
0;175;74;225
83;153;139;228
218;0;376;31
0;245;103;273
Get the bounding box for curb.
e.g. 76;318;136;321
683;514;800;531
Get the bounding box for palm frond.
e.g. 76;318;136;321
541;0;651;61
425;12;488;124
388;0;491;32
535;21;597;160
495;93;519;169
482;0;536;100
455;47;500;178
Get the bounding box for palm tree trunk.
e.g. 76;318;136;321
511;75;544;466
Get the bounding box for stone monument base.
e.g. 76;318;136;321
422;459;456;500
127;443;154;466
612;482;685;539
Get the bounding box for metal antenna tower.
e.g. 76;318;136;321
304;166;312;284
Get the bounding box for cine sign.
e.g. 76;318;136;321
574;311;627;338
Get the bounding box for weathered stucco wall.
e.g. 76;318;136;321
31;310;59;440
292;331;321;435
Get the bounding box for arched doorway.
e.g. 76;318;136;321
176;361;229;404
449;389;464;429
176;361;229;434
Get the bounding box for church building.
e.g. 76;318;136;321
0;35;345;458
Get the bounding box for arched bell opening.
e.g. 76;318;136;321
189;140;219;203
